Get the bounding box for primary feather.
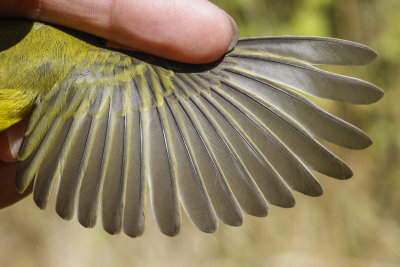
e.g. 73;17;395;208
0;19;383;236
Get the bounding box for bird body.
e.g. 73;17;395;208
0;19;383;236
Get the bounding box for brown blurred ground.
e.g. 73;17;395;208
1;0;399;266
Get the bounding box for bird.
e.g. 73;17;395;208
0;19;383;237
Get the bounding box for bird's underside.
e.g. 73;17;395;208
11;22;383;237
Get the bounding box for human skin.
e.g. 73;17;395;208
0;119;31;209
0;0;236;208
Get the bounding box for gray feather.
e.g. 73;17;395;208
162;100;217;232
223;69;371;149
219;80;352;179
55;113;94;220
168;97;243;226
142;107;181;236
99;85;126;234
235;36;378;65
76;87;112;228
227;53;383;104
33;117;74;209
203;89;321;197
122;110;145;237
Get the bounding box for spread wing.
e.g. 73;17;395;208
15;36;383;237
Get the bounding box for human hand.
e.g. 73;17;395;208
0;118;30;209
1;0;238;64
0;0;238;208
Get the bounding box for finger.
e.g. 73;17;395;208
0;117;27;163
0;131;14;162
0;160;33;209
2;0;237;64
0;117;31;208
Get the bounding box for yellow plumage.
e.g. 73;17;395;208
0;89;35;130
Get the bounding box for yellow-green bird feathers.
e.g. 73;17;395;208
0;19;383;237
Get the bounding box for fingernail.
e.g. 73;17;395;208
226;13;239;52
6;127;23;160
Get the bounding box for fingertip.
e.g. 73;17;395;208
0;118;27;163
109;0;237;64
165;2;237;64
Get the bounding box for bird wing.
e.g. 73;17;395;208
15;34;383;237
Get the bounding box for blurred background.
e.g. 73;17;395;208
1;0;399;266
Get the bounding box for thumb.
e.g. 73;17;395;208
2;0;238;64
0;118;31;209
